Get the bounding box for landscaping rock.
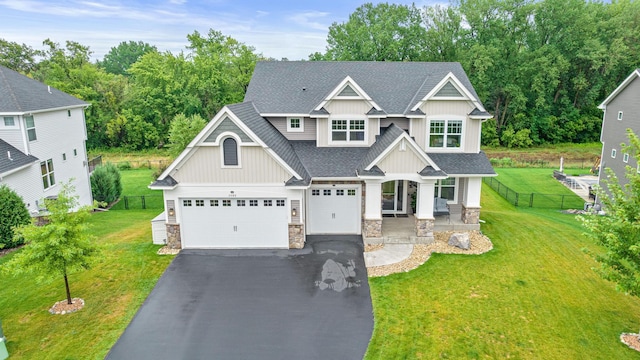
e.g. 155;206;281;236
448;233;470;250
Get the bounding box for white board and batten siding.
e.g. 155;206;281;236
413;100;480;153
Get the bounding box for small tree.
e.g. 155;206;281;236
168;113;207;156
580;129;640;297
90;163;121;206
104;162;122;200
3;183;99;304
0;185;30;249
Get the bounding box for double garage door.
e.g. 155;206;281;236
307;186;361;234
180;198;288;249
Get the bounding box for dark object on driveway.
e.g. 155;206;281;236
106;235;373;360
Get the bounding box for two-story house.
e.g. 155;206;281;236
0;65;93;213
150;61;496;249
597;69;640;193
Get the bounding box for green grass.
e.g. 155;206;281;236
110;169;163;210
365;187;640;359
0;210;174;359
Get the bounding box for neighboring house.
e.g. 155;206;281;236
0;65;92;214
150;61;496;249
597;69;640;193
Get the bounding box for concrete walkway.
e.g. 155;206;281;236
364;244;413;267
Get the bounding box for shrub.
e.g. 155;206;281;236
117;161;132;170
0;185;31;249
90;163;122;206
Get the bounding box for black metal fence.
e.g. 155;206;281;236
110;195;164;210
483;177;586;209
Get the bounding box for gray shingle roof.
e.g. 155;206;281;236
245;61;481;115
358;124;406;171
427;152;496;175
0;138;38;175
150;175;178;188
469;108;492;117
419;166;447;177
290;141;369;178
0;65;88;113
226;102;310;182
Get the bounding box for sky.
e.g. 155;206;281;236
0;0;438;61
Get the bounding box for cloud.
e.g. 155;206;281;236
255;10;268;18
288;10;331;31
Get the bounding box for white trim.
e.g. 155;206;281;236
314;76;382;112
624;152;629;163
1;104;89;117
425;115;466;152
260;113;308;118
618;111;623;121
411;72;481;112
2;116;18;129
435;177;458;204
286;117;304;132
364;131;437;171
599;69;640;108
328;116;368;145
611;148;617;158
0;160;38;179
220;134;242;168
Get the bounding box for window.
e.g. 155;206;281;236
287;117;303;132
336;189;344;196
612;149;617;158
331;119;365;142
237;200;246;206
276;200;285;207
429;119;462;148
40;159;55;189
210;200;219;207
67;110;71;117
312;189;320;196
222;137;239;166
73;148;78;157
348;189;356;196
250;200;258;207
264;200;272;207
618;111;623;121
624;153;630;163
195;200;204;207
3;116;16;128
323;189;331;196
25;115;37;141
183;200;192;207
435;178;456;201
222;200;231;207
62;153;67;161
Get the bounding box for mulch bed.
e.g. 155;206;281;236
49;298;85;315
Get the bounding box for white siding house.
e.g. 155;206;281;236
0;65;92;213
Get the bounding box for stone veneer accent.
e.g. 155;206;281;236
166;224;182;249
363;219;382;238
288;224;305;249
415;217;434;237
461;205;481;224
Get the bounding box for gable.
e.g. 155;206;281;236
434;82;464;98
337;85;358;97
315;76;382;112
376;139;429;174
204;117;252;143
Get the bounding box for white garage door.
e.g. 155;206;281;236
307;186;361;234
180;198;288;248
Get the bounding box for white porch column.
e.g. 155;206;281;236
415;181;435;219
462;177;482;224
464;177;482;207
363;181;383;240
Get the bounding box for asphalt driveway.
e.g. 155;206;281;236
106;235;373;360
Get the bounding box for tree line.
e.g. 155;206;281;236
2;0;639;150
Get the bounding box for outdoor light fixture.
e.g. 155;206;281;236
292;208;297;217
168;207;175;216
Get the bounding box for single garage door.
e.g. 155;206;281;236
180;198;288;248
307;186;360;234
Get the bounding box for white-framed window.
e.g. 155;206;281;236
624;153;630;163
276;200;285;207
323;189;331;196
222;200;231;207
195;200;204;207
264;200;272;206
67;109;72;117
183;200;192;207
222;137;240;167
3;116;17;128
73;148;78;157
62;153;67;161
312;189;320;196
612;149;617;158
237;200;246;206
348;189;356;196
210;200;219;207
331;118;366;142
435;178;457;202
40;159;55;190
250;200;258;207
618;111;623;121
429;119;462;148
287;117;304;132
25;115;37;141
336;189;344;196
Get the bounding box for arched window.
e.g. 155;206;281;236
223;137;238;166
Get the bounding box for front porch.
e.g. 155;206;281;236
364;205;481;245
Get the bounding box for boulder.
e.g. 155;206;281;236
448;233;470;250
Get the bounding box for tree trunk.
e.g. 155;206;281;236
64;271;72;305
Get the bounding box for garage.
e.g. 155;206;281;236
180;198;289;248
307;185;361;234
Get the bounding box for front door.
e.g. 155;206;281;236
382;180;405;215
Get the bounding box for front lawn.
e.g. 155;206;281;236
366;187;640;359
0;210;174;359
